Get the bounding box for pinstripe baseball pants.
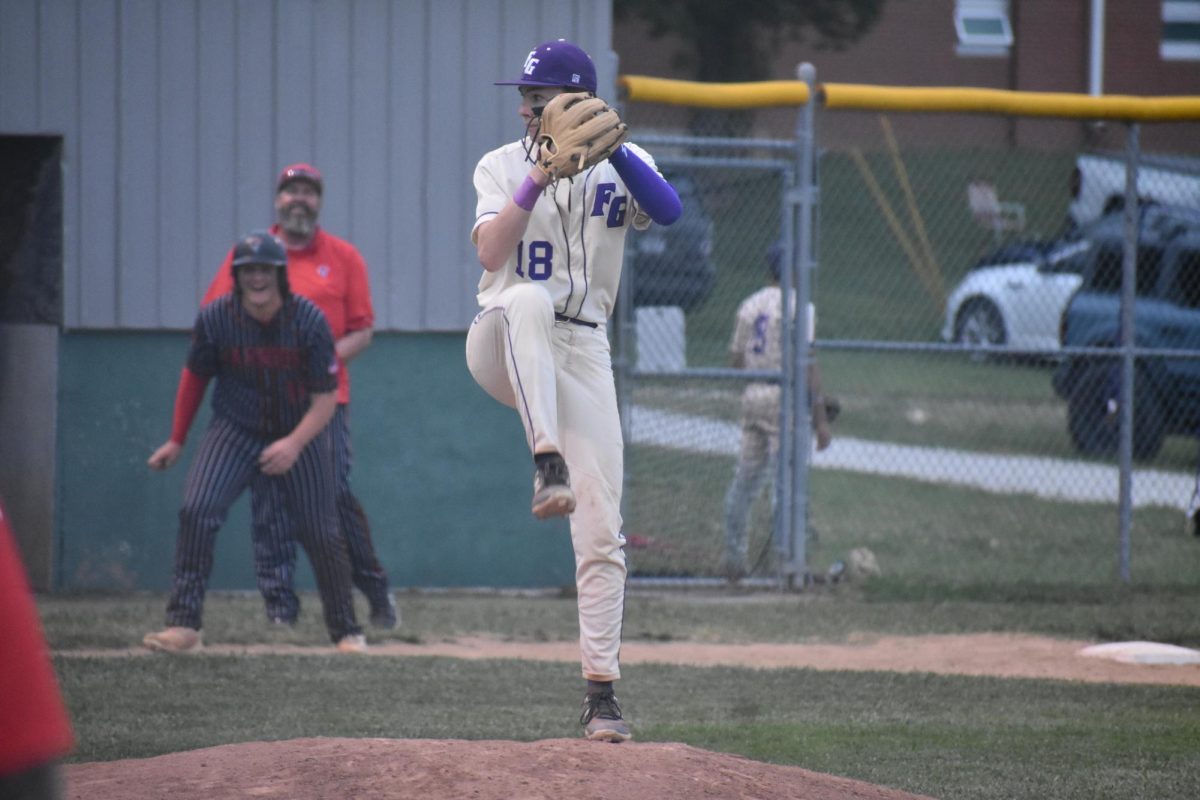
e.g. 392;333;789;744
252;404;390;622
164;414;360;643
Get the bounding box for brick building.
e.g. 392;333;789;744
614;0;1200;152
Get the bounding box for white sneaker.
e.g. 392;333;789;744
336;634;368;653
143;626;202;653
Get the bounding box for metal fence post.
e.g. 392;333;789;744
1117;122;1140;583
775;178;797;579
787;62;819;588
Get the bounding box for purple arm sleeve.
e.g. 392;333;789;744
609;146;682;226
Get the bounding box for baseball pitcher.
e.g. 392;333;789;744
466;39;681;742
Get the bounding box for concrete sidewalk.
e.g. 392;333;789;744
629;405;1194;510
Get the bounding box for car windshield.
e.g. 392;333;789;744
1086;241;1165;295
1167;246;1200;309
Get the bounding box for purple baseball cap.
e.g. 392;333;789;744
495;39;597;94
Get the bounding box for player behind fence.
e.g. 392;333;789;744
144;231;365;654
724;243;834;580
466;38;681;742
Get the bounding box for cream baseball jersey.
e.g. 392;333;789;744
730;287;816;372
471;140;656;324
731;288;815;416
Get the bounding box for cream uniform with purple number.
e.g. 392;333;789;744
731;290;816;432
465;139;656;682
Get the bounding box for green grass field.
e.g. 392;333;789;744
44;588;1200;800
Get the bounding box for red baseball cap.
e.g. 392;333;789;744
276;163;323;194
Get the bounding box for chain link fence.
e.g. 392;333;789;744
614;74;1200;591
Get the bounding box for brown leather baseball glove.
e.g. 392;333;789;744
535;92;628;180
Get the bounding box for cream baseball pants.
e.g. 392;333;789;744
466;284;627;681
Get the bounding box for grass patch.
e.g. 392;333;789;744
55;651;1200;800
632;349;1199;469
816;349;1200;468
622;435;1200;591
35;586;1200;651
808;471;1200;590
646;668;1200;800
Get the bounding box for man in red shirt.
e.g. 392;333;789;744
202;164;395;629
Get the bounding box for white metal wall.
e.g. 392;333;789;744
0;0;614;331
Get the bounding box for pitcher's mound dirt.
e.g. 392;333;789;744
66;737;932;800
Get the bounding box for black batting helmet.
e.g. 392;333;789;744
231;230;290;297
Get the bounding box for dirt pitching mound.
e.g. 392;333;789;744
65;736;932;800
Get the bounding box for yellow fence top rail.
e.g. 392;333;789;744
618;74;1200;121
617;75;810;108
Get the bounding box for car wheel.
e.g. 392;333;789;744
954;299;1007;357
1067;361;1118;456
1066;361;1166;460
1133;389;1165;460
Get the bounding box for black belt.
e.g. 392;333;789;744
555;312;598;329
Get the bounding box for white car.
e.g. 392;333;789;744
941;238;1091;353
1069;152;1200;230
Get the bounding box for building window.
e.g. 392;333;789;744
1162;0;1200;60
955;0;1012;57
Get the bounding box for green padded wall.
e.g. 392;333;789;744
56;331;575;592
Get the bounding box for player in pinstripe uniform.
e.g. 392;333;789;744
143;231;365;654
466;39;681;742
202;164;395;630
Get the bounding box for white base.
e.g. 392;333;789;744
1078;641;1200;665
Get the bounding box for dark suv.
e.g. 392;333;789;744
1053;204;1200;459
625;167;715;310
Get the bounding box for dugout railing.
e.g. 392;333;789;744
614;68;1200;590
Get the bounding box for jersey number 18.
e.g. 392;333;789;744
515;240;553;281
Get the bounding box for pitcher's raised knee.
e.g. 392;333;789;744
502;283;555;321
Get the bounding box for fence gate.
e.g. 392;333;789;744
614;133;812;588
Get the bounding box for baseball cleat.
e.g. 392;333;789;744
142;626;202;653
335;633;368;654
532;453;576;519
369;593;399;629
580;690;632;743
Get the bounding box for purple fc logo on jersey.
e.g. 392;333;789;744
591;183;627;228
317;264;331;279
